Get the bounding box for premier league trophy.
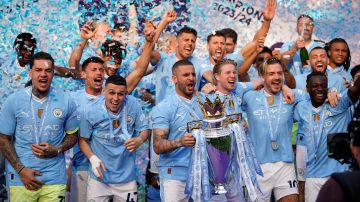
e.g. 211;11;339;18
185;95;263;202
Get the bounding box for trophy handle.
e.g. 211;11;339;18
226;113;242;123
187;120;203;133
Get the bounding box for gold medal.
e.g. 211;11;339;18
112;119;120;129
267;96;275;106
14;73;22;81
271;141;279;150
37;109;43;118
313;114;320;122
228;99;234;109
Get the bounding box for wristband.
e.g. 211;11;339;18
17;166;25;174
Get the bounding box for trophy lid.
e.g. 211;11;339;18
198;94;226;121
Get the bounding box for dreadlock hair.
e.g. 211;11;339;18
325;38;351;71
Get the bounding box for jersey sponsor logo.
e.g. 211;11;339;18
237;96;242;105
53;108;62;118
253;108;288;116
325;110;332;116
140;114;145;122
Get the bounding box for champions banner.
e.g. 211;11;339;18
0;0;359;71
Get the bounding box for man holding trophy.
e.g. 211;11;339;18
191;59;265;202
152;60;201;202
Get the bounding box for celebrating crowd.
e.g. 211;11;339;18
0;0;360;202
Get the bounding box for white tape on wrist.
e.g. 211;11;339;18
89;155;102;178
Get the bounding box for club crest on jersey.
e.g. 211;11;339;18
53;108;62;118
127;115;133;124
325;110;332;116
237;96;242;105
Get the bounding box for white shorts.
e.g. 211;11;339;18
70;170;88;202
256;161;299;202
87;178;137;202
305;177;329;202
160;179;189;202
296;145;307;181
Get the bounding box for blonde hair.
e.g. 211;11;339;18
259;56;282;76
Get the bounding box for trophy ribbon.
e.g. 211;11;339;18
185;129;211;202
228;122;263;201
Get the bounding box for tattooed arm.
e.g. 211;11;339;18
31;131;78;158
0;134;45;190
153;128;195;154
0;134;24;173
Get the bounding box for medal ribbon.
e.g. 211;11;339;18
30;91;51;144
106;98;130;140
263;90;283;144
309;104;327;160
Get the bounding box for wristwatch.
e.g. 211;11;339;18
57;148;62;155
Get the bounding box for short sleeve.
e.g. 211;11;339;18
241;91;251;110
152;51;168;69
133;101;149;132
151;102;170;129
280;41;294;54
293;89;306;104
235;82;254;96
331;91;353;115
0;94;16;136
80;110;93;139
226;52;244;68
65;95;80;134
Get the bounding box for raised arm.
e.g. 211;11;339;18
54;65;82;80
282;63;296;89
238;37;265;79
150;11;177;65
128;3;139;46
126;20;156;93
241;0;276;58
68;22;95;71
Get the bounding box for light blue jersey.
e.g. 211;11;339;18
151;93;203;181
326;65;352;82
226;51;244;71
80;95;148;184
281;40;324;76
70;90;102;171
247;65;260;81
295;93;353;178
242;89;304;164
0;53;30;110
295;72;347;93
153;52;211;104
0;87;79;186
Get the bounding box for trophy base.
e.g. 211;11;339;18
213;184;227;195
